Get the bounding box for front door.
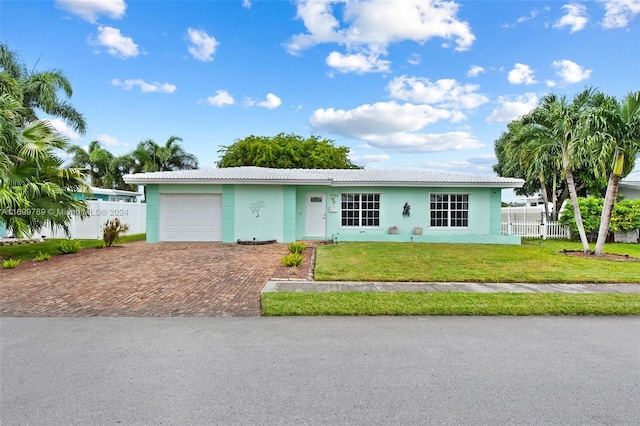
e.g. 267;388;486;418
305;193;326;237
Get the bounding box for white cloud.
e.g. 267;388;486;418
187;28;218;62
242;0;252;9
260;93;282;109
546;80;557;87
467;65;485;77
312;102;453;135
205;90;235;106
286;0;475;73
363;132;482;153
517;9;539;24
91;26;139;58
111;79;177;93
554;3;588;32
55;0;126;23
349;153;391;164
412;156;497;174
502;9;539;28
325;50;390;73
97;134;127;147
49;118;81;141
310;101;482;153
407;53;421;66
467;154;497;165
387;76;489;110
486;93;538;123
552;59;592;83
507;63;537;85
598;0;640;28
247;93;282;109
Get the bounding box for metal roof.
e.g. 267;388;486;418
89;186;142;196
620;180;640;190
123;166;524;188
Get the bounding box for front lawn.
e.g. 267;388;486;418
0;234;146;263
262;292;640;316
314;239;640;283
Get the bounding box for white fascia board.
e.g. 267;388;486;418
329;181;525;188
123;178;332;185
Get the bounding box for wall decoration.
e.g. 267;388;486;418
402;202;411;217
249;201;265;218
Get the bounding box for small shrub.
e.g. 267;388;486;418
102;218;130;247
2;258;21;269
94;240;106;249
58;240;81;254
281;252;305;267
35;252;51;262
610;199;640;232
560;197;640;239
559;197;603;237
288;241;306;254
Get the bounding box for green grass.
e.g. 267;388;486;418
115;233;146;244
0;233;146;262
262;292;640;316
314;239;640;283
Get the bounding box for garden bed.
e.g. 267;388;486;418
271;247;315;280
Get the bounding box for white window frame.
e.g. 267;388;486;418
430;193;469;228
341;193;380;227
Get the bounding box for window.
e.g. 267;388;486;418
430;194;468;227
341;193;380;227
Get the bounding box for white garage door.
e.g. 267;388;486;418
160;194;222;242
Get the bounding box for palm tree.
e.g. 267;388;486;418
0;42;86;134
130;136;198;172
500;119;562;221
587;92;640;256
522;89;600;253
1;44;89;237
1;97;88;237
108;154;137;190
68;141;115;187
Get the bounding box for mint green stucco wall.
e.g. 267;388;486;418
234;185;284;242
0;221;6;238
142;183;519;244
145;185;160;242
294;185;519;244
222;185;235;242
489;188;503;235
283;187;297;242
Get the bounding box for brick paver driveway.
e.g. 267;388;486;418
0;242;290;317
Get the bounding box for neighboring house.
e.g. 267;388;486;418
124;167;524;245
77;187;142;203
1;187;144;239
619;180;640;200
502;195;552;222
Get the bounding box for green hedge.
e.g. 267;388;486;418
560;198;640;234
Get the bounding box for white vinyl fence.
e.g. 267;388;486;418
501;220;570;239
33;200;146;240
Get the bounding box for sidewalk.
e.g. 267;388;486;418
262;281;640;294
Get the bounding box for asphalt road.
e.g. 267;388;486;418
1;317;639;425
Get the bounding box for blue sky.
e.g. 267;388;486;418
2;0;639;190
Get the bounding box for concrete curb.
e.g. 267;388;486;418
262;281;640;294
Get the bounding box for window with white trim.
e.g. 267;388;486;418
341;193;380;227
430;194;469;227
